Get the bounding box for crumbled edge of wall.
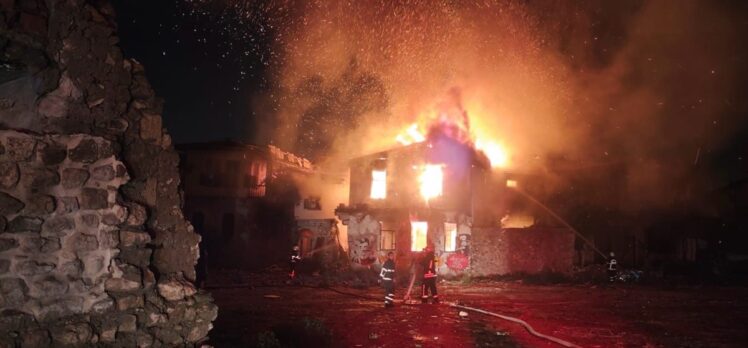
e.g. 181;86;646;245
0;0;216;346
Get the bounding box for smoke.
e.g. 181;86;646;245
188;0;748;211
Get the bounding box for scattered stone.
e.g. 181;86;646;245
0;238;19;252
92;164;115;181
0;192;25;215
80;187;109;209
61;168;89;188
68;139;99;163
0;162;20;189
7;216;43;232
5;137;36;161
157;278;197;302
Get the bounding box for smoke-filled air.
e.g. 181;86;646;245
184;0;748;211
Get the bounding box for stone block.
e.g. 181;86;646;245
73;233;99;252
136;331;154;347
140;114;162;143
30;168;60;190
0;192;24;215
34;276;69;298
68;139;99;163
80;187;108;209
0;278;28;307
125;202;147;226
5;137;36;161
39;141;67;165
0;162;20;189
25;195;56;215
57;196;79;213
60;259;83;278
117;247;151;266
157;279;196;302
91;297;114;314
118;314;137;333
0;216;4;232
0;238;18;252
43;215;75;234
91;164;115;181
102;204;127;225
116;295;143;310
0;259;9;273
16;260;55;276
7;216;42;232
153;328;181;346
105;277;141;293
40;237;62;253
145;312;166;327
186;322;212;343
61;168;89;188
120;229;151;247
80;214;99;228
21;329;52;348
98;229;119;249
50;322;93;346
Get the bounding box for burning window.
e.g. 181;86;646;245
411;221;428;251
381;229;395;250
418;164;443;201
370;170;387;199
506;179;518;188
444;222;457;252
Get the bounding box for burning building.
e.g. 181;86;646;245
336;125;576;278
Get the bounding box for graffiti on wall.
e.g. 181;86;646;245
350;237;377;266
347;213;381;266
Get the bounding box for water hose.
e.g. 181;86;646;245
448;302;581;348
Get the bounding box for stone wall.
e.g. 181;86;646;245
470;227;575;277
0;0;216;346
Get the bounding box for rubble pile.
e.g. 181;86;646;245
0;0;216;346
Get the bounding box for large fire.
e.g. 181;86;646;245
395;122;510;169
419;164;444;201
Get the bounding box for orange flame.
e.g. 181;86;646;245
418;164;444;201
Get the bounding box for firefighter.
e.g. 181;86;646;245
289;245;301;280
380;252;396;308
607;252;618;282
421;246;439;304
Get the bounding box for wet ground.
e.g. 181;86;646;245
205;273;748;347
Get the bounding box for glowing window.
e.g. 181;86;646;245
419;164;443;200
370;170;387;199
381;230;395;250
506;179;518;188
444;223;457;252
411;221;428;251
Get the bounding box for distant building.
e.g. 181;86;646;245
178;141;344;269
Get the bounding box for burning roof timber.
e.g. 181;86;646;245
177;140;314;172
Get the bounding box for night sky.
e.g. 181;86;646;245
111;0;748;190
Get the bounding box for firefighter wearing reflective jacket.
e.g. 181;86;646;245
289;245;301;279
380;252;396;308
421;246;439;304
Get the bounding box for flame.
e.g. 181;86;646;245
396;123;426;145
370;170;387;199
418;164;443;201
475;139;510;168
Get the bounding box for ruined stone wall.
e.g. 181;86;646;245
0;0;216;346
470;227;575;277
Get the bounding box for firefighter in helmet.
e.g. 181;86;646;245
380;251;396;308
289;245;301;280
421;246;439;304
607;251;618;282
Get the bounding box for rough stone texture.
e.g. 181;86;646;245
0;0;215;345
470;227;576;276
